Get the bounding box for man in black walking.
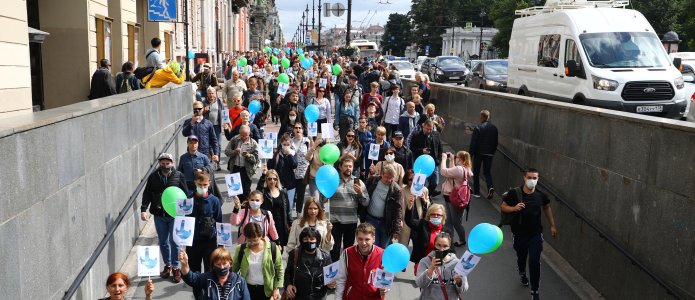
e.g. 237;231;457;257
469;109;498;198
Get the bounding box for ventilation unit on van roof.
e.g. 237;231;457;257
515;0;630;17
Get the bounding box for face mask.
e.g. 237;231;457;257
430;217;442;225
526;179;538;189
158;165;173;173
196;186;207;195
385;154;395;162
249;201;261;210
213;266;230;277
289;116;297;121
301;241;317;252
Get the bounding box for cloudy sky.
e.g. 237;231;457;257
276;0;412;43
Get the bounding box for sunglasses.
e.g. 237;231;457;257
346;134;355;137
318;90;325;93
193;108;202;112
266;177;278;181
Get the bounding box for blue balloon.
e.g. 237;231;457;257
187;50;194;59
297;49;304;55
308;58;315;67
468;223;501;254
316;165;339;198
382;243;410;273
285;48;291;55
248;100;261;114
304;104;320;122
301;58;311;70
413;155;435;177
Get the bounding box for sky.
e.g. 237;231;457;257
276;0;412;44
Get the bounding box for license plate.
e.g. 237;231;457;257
450;76;460;80
636;105;663;113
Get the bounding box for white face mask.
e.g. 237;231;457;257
196;186;207;194
249;201;262;210
385;154;395;162
525;179;538;189
289;116;297;121
429;217;442;225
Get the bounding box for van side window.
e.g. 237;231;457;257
537;34;561;68
564;39;585;79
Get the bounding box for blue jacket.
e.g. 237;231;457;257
398;111;420;139
183;118;219;156
187;193;222;241
334;102;359;126
178;151;212;183
183;271;251;300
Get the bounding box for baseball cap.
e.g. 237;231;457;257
393;131;404;138
158;153;174;162
203;63;211;69
349;74;358;80
187;135;199;142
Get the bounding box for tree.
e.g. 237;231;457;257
381;13;412;56
489;0;530;58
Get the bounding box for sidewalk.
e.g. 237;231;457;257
123;123;586;300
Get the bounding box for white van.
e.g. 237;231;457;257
507;0;688;119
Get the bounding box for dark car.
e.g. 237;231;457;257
419;57;436;75
427;56;468;84
463;60;481;87
467;59;509;92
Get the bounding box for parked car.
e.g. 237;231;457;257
679;61;695;121
426;56;468;84
415;56;428;72
387;59;417;80
464;60;481;87
419;57;436;78
468;59;509;92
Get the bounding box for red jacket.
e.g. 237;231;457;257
342;245;384;300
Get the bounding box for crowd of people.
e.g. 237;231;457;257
101;46;558;300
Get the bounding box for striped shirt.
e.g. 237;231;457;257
329;176;369;224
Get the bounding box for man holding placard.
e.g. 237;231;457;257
141;153;189;282
225;125;259;202
335;223;389;300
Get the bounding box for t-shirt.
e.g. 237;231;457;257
247;249;265;285
502;187;550;236
368;181;389;218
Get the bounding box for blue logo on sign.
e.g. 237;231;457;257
148;0;177;22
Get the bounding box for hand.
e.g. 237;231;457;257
429;258;442;271
453;274;462;285
262;164;268;174
233;196;241;209
353;182;362;194
223;123;231;130
285;285;296;299
327;281;337;289
515;202;526;212
179;249;189;266
327;221;333;233
392;233;400;240
212;154;219;162
379;288;389;297
241;151;248;157
204;106;210;112
145;279;154;296
272;288;281;300
140;212;149;221
423;148;430;154
550;225;558;238
234;148;241;154
369;164;376;175
190;117;198;124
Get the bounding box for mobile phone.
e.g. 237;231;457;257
353;178;359;185
435;250;445;261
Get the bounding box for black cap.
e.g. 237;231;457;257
393;131;404;138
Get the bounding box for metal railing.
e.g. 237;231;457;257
62;123;184;300
496;146;685;300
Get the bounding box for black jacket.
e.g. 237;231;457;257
141;170;189;216
365;177;403;235
284;249;333;300
410;130;443;166
469;121;499;156
259;187;291;245
267;151;298;189
393;145;413;172
405;206;452;263
88;68;116;100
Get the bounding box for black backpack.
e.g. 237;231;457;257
499;187;522;227
133;50;158;83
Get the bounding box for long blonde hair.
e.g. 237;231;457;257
265;169;283;189
299;197;326;227
457;151;472;169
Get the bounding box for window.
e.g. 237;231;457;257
96;17;113;65
128;24;140;65
537;34;561;68
164;32;173;62
564;39;585;79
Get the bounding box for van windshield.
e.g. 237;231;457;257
580;32;669;68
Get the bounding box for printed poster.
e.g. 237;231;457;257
258;139;274;159
368;144;380;160
176;197;194;216
454;250;481;276
221;109;230;124
307;122;318;137
287;67;293;74
225;173;243;196
137;246;160;277
319;78;328;88
410;173;427;197
331;76;337;86
273;64;280;72
173;216;195;246
321;123;334;140
264;132;278;147
216;223;233;246
237;66;244;73
371;268;395;288
307;70;314;79
277;82;289;97
260;69;267;77
323;261;340;284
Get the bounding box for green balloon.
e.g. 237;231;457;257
480;225;504;254
238;57;247;67
332;64;343;75
319;144;340;165
277;73;290;84
281;57;291;69
162;186;187;217
264;46;271;53
298;53;305;61
271;56;279;65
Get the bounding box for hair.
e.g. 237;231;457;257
151;37;162;47
194;168;210;182
425;103;436;111
240;110;250;117
99;58;110;68
342;129;362;150
280;134;292;144
381;164;396;176
370;81;380;89
300;197;326;226
375;126;386;135
209;247;232;265
403;169;415;186
247;77;257;85
425;203;447;224
243;222;263;239
339;155;355;167
265;169;283;189
248;190;264;201
356;222;376;237
434;232;453;244
523;168;540;176
299;226;323;246
121;61;134;73
456;151;472;169
423;119;435;127
480;110;491;120
105;272;130;287
289;90;299;97
359;115;369;122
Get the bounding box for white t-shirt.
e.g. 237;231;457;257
382;96;403;125
246;248;265;285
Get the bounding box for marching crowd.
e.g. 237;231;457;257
99;42;558;300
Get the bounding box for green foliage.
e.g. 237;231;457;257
489;0;530;58
381;13;412;56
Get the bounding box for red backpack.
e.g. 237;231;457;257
449;166;471;220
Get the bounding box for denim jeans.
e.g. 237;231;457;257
444;196;466;243
513;233;544;292
427;166;440;192
213;125;222;162
154;215;180;268
366;215;391;249
287;188;296;213
473;154;494;194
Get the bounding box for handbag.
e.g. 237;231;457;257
281;250;300;299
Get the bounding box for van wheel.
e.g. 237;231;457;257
479;85;484;90
572;96;585;105
518;90;525;96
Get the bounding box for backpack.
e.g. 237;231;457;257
449;166;471;220
193;198;217;240
236;240;278;269
237;208;271;238
118;74;133;93
499;187;522;227
133;50;158;82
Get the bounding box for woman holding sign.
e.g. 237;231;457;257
405;203;450;275
179;247;252;300
286;197;334;252
101;272;153;300
310;87;331;133
399;170;430;247
284;227;334;300
415;232;469;299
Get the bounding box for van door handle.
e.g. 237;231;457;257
553;73;558;77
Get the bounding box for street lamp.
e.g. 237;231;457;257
479;9;486;58
305;5;310;46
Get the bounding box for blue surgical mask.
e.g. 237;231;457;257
430;217;442;225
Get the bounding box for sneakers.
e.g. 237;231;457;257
487;188;495;199
531;291;540;300
472;193;481;198
172;268;182;283
520;273;530;287
160;265;172;279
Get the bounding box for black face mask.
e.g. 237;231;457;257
213;266;230;277
158;165;174;173
301;241;317;252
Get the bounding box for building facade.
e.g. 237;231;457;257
441;26;499;60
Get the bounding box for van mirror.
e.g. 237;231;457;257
565;60;579;77
684;75;695;82
674;57;682;71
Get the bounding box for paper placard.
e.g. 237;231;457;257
277;82;289;96
246;66;253;77
410;174;427;197
225;173;244;196
260;69;267;77
216;223;233;246
221;109;230;124
264;132;278;147
273;64;279;72
323;261;340;284
319;78;328;88
368;144;381;160
331;76;337;86
308;71;314;79
259;139;274;159
321;123;334;140
455;250;481;276
237;66;244;73
287;67;293;74
137;246;160;277
176;197;194;216
371;269;395;288
173;216;195;246
307;122;318;137
310;51;315;56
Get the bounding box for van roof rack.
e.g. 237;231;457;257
515;0;629;17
